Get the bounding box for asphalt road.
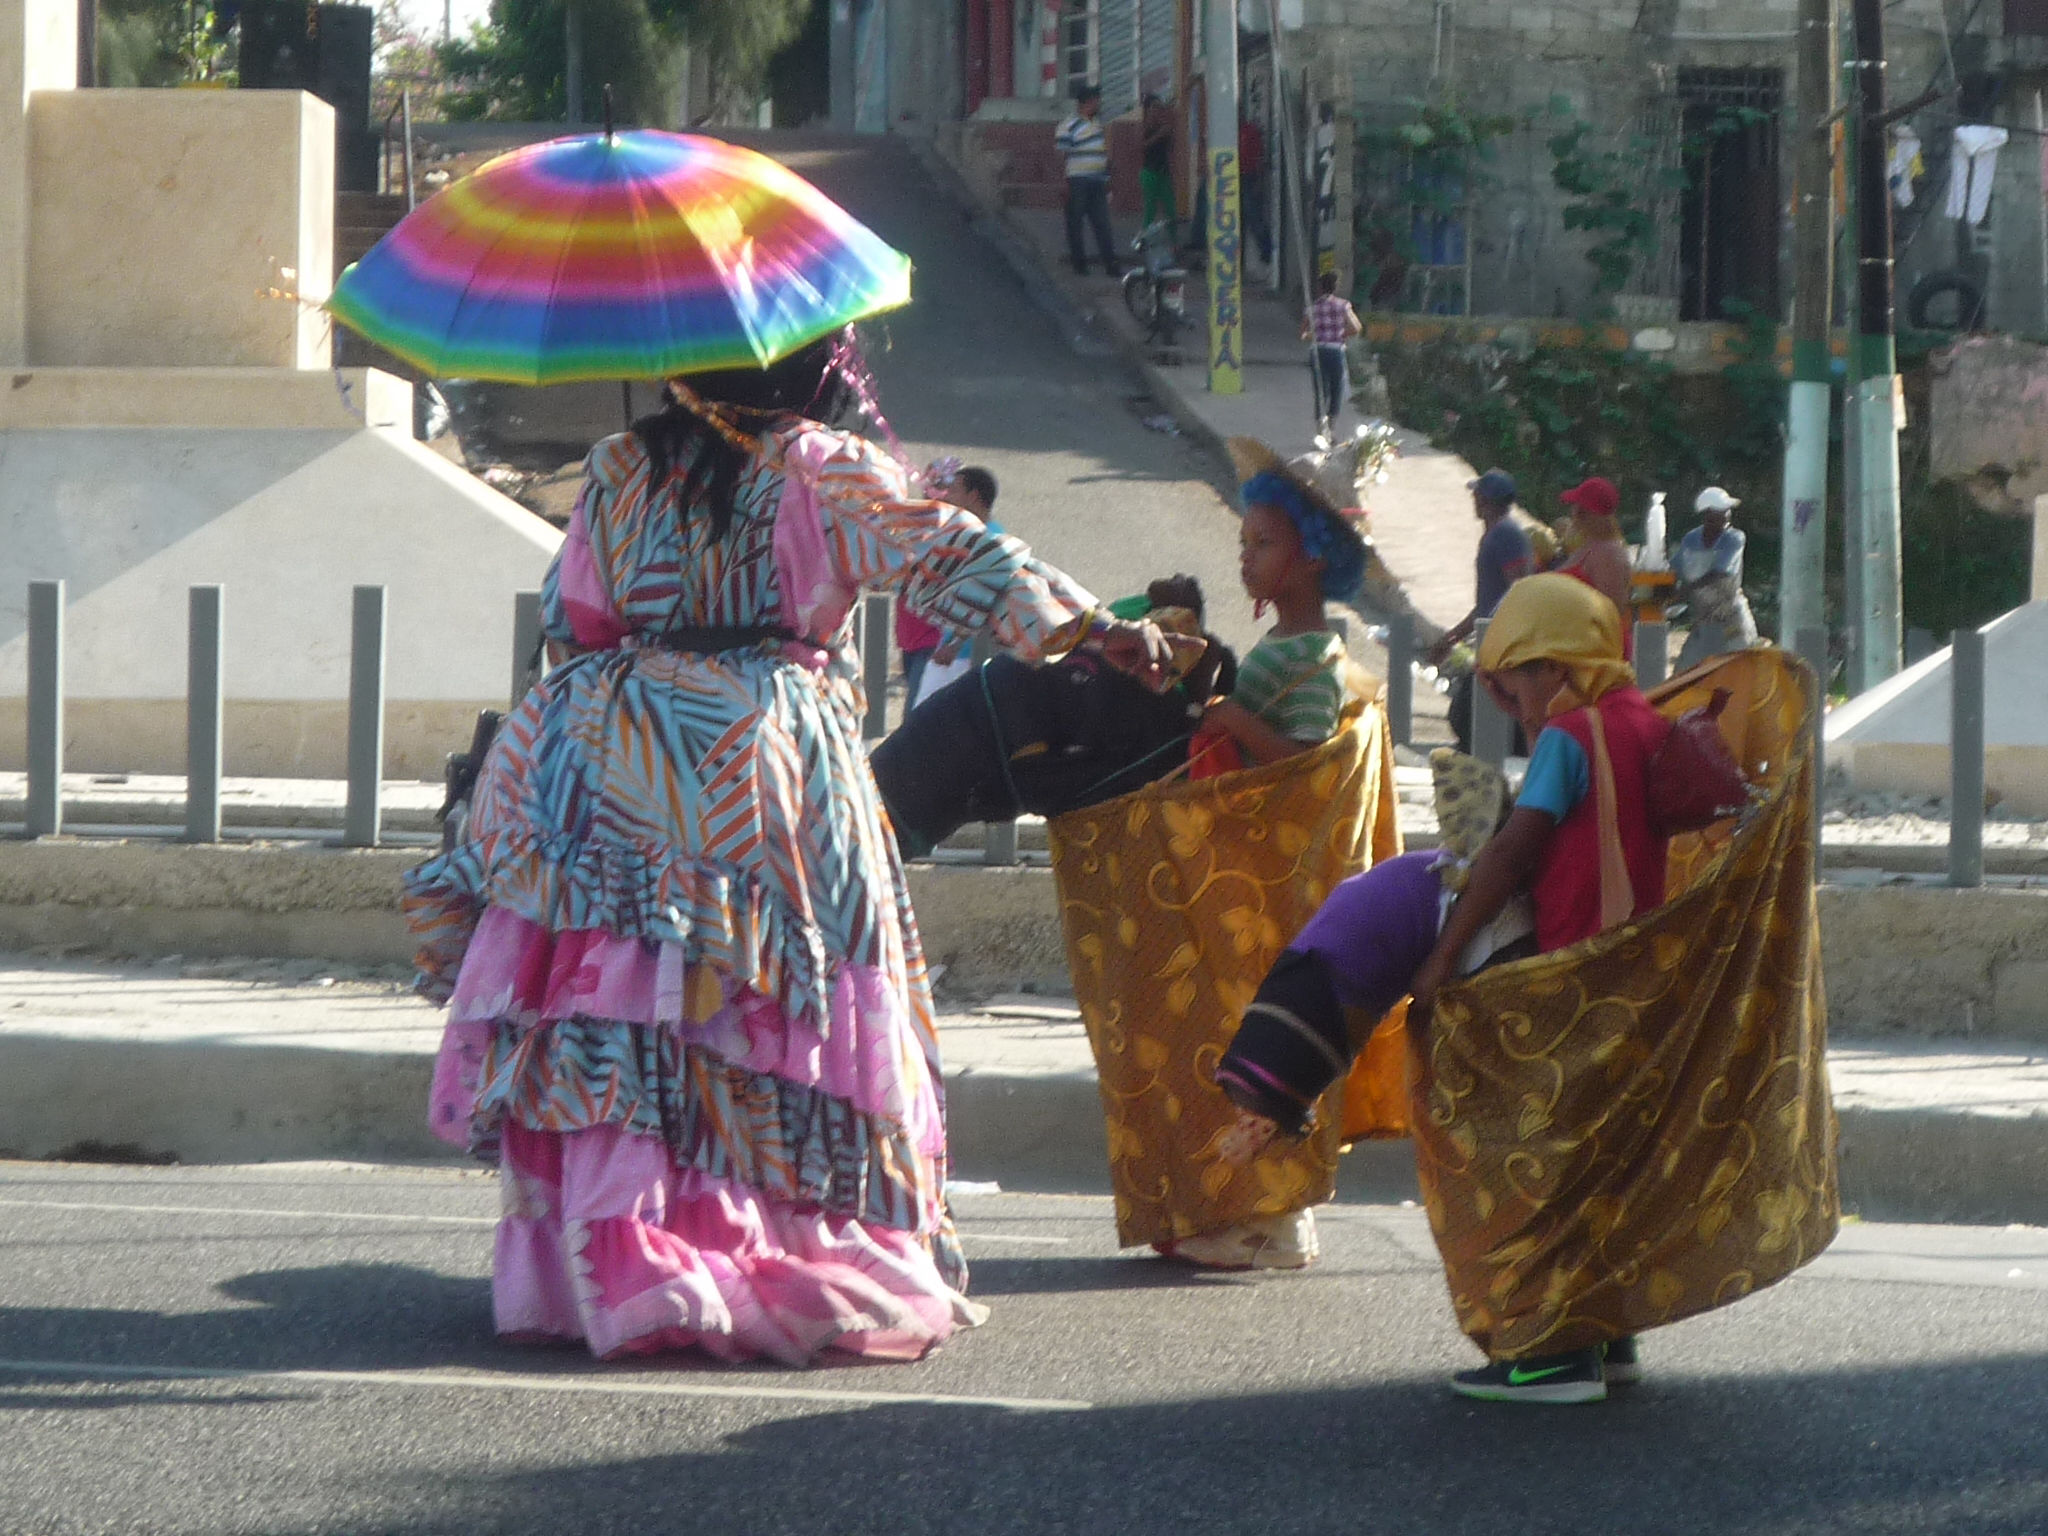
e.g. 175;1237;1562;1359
3;1160;2047;1535
759;135;1266;657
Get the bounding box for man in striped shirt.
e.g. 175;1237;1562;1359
1057;85;1122;278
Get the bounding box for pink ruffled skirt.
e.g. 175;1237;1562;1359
432;909;984;1367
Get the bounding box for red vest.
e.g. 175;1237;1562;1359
1533;686;1671;952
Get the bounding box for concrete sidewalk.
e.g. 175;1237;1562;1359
1;951;2044;1226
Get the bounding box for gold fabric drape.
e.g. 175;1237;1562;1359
1050;695;1401;1249
1412;647;1837;1358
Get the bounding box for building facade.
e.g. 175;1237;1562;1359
1288;0;2048;333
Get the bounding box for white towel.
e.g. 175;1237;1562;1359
1945;124;2009;225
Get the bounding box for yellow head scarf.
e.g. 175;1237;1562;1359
1477;572;1636;704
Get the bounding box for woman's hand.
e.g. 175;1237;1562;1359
1095;617;1175;690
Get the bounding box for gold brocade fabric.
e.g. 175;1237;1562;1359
1414;646;1838;1358
1049;695;1402;1249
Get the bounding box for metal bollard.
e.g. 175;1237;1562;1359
511;590;543;705
343;585;387;849
1906;626;1937;667
1636;621;1669;689
1385;613;1414;748
186;586;224;843
1469;618;1513;767
862;593;891;740
1950;625;1986;890
25;580;63;837
1795;626;1829;877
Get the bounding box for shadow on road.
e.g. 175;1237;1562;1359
308;1355;2048;1535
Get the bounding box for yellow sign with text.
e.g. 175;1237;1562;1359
1205;145;1243;395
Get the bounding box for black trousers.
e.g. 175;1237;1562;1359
1065;176;1118;273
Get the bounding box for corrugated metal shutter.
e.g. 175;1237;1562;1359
1098;0;1139;118
1139;0;1175;96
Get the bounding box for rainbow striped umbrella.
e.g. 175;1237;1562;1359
327;130;913;385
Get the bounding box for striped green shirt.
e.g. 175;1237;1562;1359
1231;630;1347;744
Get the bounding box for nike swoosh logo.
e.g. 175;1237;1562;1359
1506;1363;1575;1385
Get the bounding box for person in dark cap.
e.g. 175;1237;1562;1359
1426;467;1534;753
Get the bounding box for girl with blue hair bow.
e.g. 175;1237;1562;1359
1193;439;1370;775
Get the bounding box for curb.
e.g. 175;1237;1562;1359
4;1026;2043;1226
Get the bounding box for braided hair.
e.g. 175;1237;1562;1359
633;333;860;539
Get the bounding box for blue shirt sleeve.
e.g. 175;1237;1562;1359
1517;726;1590;821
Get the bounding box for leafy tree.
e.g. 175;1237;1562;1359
438;0;807;124
373;0;460;122
95;0;234;86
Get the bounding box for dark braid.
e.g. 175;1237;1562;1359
632;333;861;539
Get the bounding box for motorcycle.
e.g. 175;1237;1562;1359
1120;221;1188;346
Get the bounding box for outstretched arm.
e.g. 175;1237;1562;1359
1407;805;1556;1026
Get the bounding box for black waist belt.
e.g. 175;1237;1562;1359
653;624;797;653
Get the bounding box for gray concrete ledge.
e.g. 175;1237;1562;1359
5;838;2048;1042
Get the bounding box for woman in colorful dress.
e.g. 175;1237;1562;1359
405;333;1170;1367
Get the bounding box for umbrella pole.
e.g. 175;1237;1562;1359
621;380;632;429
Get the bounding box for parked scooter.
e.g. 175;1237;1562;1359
1120;221;1188;346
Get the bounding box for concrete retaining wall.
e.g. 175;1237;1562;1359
1;840;2044;1041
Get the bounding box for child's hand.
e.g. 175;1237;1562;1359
1202;698;1254;740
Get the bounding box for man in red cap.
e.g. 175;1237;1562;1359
1556;476;1636;659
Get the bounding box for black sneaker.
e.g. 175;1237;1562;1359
1602;1335;1641;1385
1450;1347;1606;1405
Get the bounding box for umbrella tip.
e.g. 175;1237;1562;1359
603;83;615;141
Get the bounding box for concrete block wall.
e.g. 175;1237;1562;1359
1294;0;1953;322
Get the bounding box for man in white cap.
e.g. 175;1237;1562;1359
1674;486;1757;670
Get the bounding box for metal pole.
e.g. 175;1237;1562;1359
1636;620;1670;690
829;0;856;131
1780;0;1836;646
511;590;543;706
343;586;387;849
1949;625;1986;889
861;593;892;740
565;0;584;125
1796;625;1829;878
1385;612;1414;748
1850;0;1903;692
25;581;63;838
1469;618;1512;767
1204;0;1243;395
400;88;416;211
186;586;224;843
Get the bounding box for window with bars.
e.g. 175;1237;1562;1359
1063;0;1100;98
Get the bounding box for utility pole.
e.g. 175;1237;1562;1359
1204;0;1243;395
1848;0;1903;691
565;0;584;125
1778;0;1835;647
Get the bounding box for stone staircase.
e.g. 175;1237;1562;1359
331;190;423;379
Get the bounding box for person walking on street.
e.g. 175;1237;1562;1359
1300;272;1362;440
1425;468;1533;753
1673;486;1758;671
1058;85;1121;278
1140;93;1177;238
1240;115;1273;273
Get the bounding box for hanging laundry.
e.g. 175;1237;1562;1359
1946;124;2009;226
1888;126;1923;208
